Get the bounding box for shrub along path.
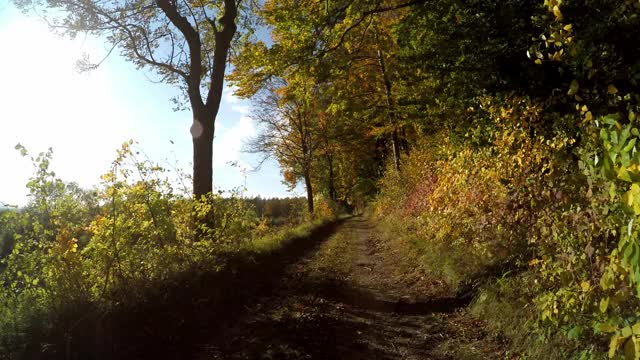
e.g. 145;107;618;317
198;216;508;359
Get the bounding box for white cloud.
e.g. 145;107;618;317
222;85;240;104
231;104;250;115
213;116;255;169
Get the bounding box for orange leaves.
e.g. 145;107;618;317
283;169;298;186
51;227;79;257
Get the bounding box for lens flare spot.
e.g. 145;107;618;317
191;121;203;138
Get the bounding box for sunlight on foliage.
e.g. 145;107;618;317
0;142;334;357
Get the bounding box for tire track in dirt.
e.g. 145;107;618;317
199;216;505;359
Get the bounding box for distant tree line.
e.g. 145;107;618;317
245;196;307;226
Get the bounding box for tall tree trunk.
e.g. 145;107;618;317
327;154;337;201
377;44;401;172
391;127;401;170
304;171;315;215
192;0;237;200
192;108;214;200
192;0;237;239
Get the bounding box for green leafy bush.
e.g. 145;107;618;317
0;141;333;358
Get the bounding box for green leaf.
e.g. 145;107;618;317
568;326;583;340
603;115;620;126
601;271;615;290
621;130;633;150
622;138;636;152
622;151;632;167
624;337;637;360
604;156;616;180
612;130;620;145
611;334;622;358
622;184;640;215
568;80;579;96
600;297;610;313
598;323;618;333
14;143;28;157
618;167;633;182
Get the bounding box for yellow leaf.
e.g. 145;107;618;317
600;323;618;333
609;84;619;94
563;24;573;31
581;280;591;291
529;258;542;266
535;59;543;65
568;80;579;95
610;334;623;358
553;5;563;19
623;327;633;338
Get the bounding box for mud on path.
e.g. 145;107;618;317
199;216;506;359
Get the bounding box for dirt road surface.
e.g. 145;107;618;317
198;217;506;359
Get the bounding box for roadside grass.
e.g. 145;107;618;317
1;216;343;360
375;213;595;359
374;215;541;358
375;217;494;297
470;274;536;359
249;217;335;254
432;329;495;360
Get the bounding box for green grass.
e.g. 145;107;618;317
373;214;565;358
248;217;334;253
375;216;494;297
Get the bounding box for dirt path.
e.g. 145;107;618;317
199;216;505;359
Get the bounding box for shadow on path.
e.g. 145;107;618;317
308;280;473;316
28;219;347;360
200;216;485;360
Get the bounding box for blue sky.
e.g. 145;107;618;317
0;4;300;206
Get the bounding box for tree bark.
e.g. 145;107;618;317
377;44;401;172
194;0;238;200
304;171;315;215
391;127;401;171
327;154;337;201
192;108;215;200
